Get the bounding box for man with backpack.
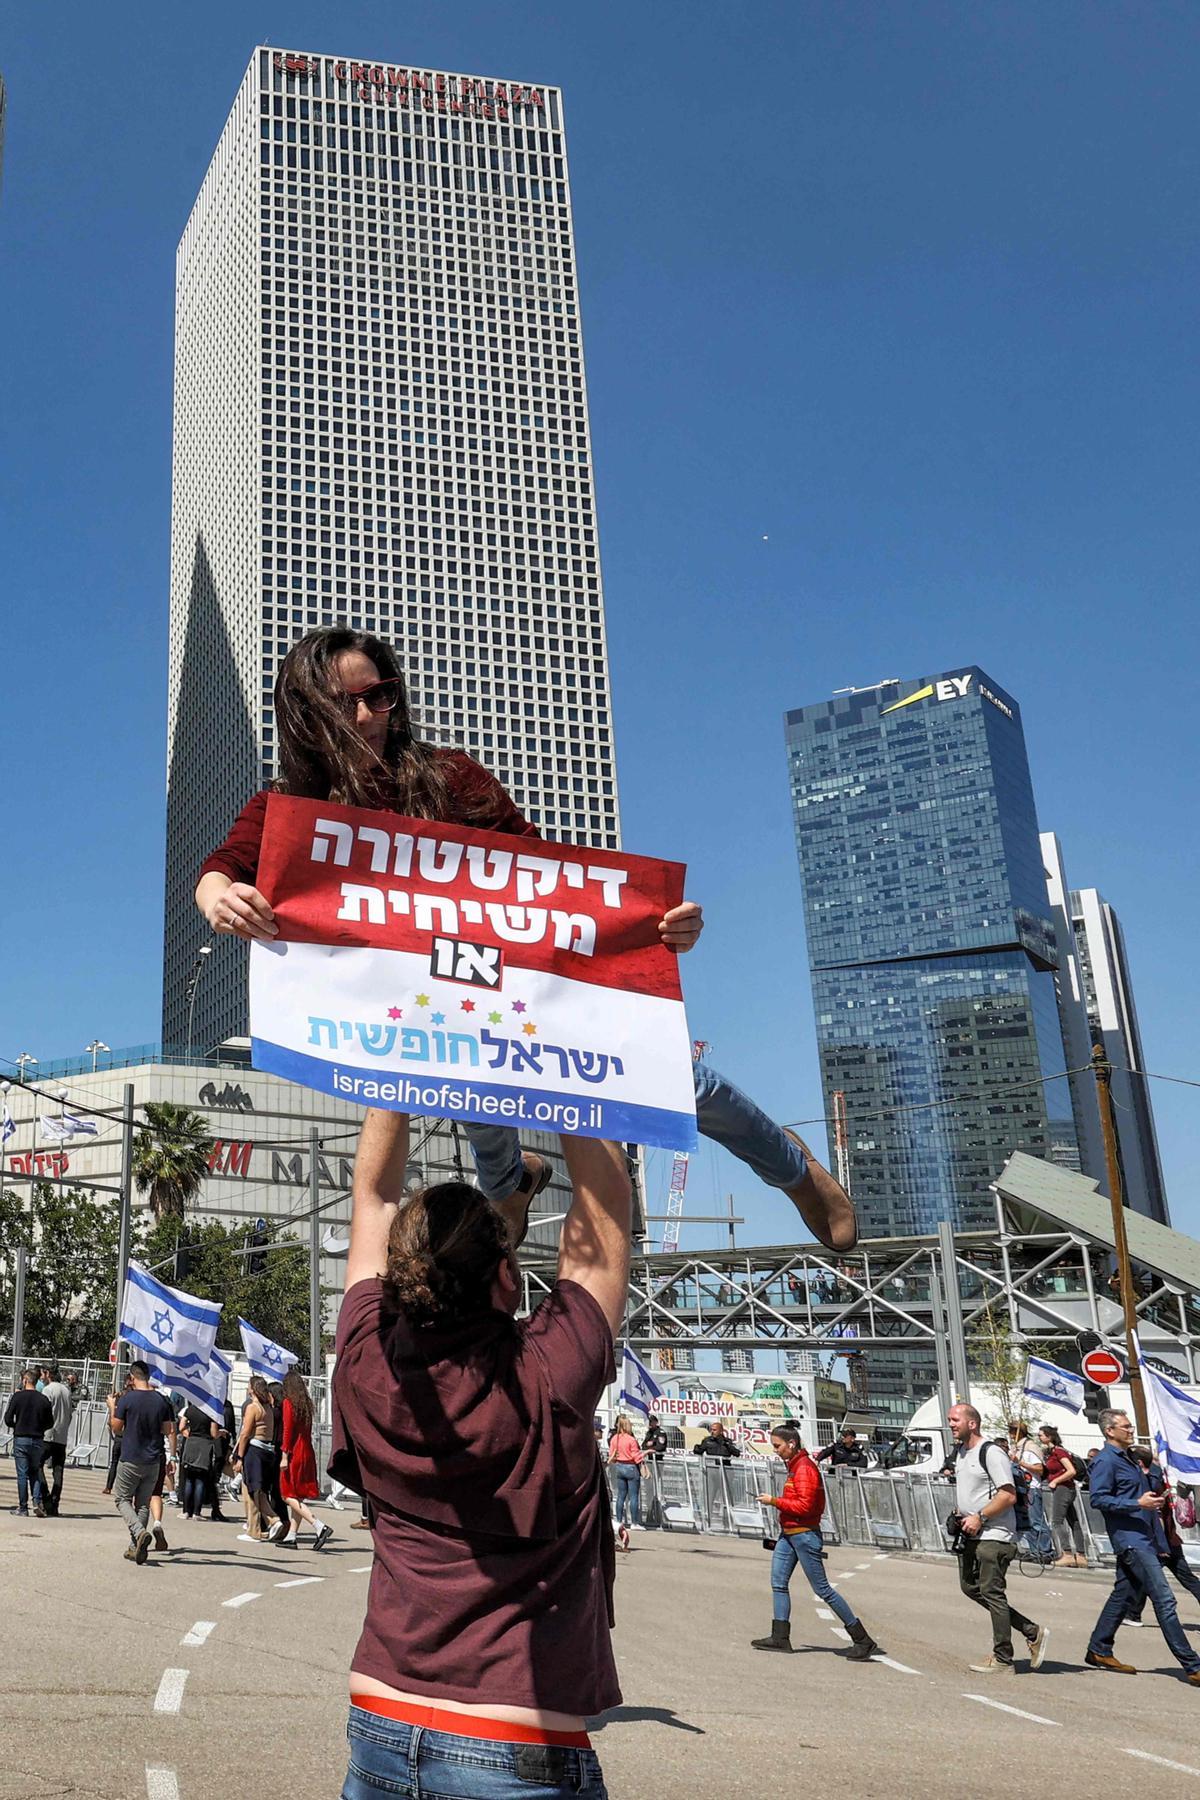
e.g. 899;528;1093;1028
948;1404;1049;1677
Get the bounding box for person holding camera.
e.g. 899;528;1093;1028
948;1404;1048;1677
752;1424;879;1659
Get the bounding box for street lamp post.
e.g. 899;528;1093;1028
85;1040;110;1073
184;945;213;1063
15;1052;37;1084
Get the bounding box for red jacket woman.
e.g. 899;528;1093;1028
774;1446;825;1534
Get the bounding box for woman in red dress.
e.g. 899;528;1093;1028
279;1368;332;1551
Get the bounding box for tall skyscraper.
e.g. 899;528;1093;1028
784;668;1076;1242
1040;832;1105;1182
1069;885;1169;1223
165;47;620;1050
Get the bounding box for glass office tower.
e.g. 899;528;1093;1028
785;668;1076;1242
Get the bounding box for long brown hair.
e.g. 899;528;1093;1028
273;626;472;818
281;1367;313;1438
247;1375;272;1410
385;1180;509;1328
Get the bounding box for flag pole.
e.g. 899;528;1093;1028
112;1083;135;1395
1091;1046;1148;1438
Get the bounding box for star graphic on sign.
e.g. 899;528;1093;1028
431;1012;446;1025
512;1000;527;1014
488;1011;503;1024
415;994;430;1007
522;1021;538;1036
151;1309;174;1346
387;1006;403;1020
461;1000;476;1013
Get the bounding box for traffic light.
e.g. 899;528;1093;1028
248;1226;269;1275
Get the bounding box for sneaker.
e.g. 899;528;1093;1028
134;1529;153;1566
236;1531;261;1543
123;1538;140;1561
265;1519;286;1542
1085;1651;1138;1674
1027;1625;1049;1671
1124;1618;1146;1628
153;1526;169;1552
9;1508;29;1517
313;1522;334;1552
968;1656;1014;1676
33;1503;46;1519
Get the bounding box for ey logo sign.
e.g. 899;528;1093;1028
881;673;972;715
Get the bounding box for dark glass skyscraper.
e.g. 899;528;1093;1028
784;668;1076;1241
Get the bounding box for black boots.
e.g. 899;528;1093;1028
751;1620;794;1653
845;1619;879;1661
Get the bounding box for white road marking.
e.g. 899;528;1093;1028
831;1626;851;1641
815;1605;835;1619
1124;1749;1200;1777
855;1562;872;1570
964;1694;1059;1726
152;1669;189;1715
839;1571;855;1579
349;1564;374;1573
873;1554;889;1561
275;1576;324;1588
873;1656;922;1676
145;1767;180;1800
180;1621;216;1647
222;1591;261;1609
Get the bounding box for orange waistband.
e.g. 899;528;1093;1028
350;1693;591;1749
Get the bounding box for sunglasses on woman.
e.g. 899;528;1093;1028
335;677;401;715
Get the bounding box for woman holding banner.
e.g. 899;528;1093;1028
196;628;857;1253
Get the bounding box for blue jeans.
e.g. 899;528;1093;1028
341;1705;608;1799
1126;1545;1200;1617
1090;1539;1200;1672
467;1059;805;1199
12;1437;46;1512
771;1529;858;1628
613;1464;640;1527
1024;1485;1055;1561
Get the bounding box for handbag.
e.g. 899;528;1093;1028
1174;1492;1196;1530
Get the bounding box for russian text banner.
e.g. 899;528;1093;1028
249;795;698;1150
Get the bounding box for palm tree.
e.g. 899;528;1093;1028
132;1102;214;1223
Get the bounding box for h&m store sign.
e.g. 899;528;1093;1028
274;52;547;120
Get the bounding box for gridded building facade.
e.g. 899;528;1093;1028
165;47;620;1050
784;669;1076;1242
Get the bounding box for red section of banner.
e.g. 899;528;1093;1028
256;795;687;1002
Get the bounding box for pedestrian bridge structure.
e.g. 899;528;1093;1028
522;1152;1200;1392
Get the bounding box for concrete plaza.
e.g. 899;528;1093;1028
3;1463;1200;1798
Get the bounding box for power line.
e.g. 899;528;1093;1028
784;1064;1092;1132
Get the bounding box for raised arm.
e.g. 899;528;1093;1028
346;1108;412;1291
555;1136;631;1337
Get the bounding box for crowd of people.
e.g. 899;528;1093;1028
97;1361;335;1564
4;1364;81;1517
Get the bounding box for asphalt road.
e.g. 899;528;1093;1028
4;1463;1200;1798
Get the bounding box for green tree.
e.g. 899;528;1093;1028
142;1215;327;1369
967;1300;1048;1435
132;1103;214;1222
0;1183;147;1361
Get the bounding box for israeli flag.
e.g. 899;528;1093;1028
1137;1341;1200;1484
1;1106;14;1144
239;1317;300;1382
149;1347;232;1426
38;1112;99;1141
619;1345;663;1418
120;1261;221;1373
1024;1355;1086;1414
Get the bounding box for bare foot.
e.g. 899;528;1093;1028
781;1132;858;1251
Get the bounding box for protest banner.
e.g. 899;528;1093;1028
248;795;698;1150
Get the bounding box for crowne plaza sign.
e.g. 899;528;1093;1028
273;52;547;120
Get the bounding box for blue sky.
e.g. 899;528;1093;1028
2;2;1197;1244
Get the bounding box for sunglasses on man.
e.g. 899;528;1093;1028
336;677;401;715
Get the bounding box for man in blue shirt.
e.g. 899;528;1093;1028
1085;1407;1200;1682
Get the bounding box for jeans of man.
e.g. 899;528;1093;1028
11;1437;46;1513
1126;1545;1200;1618
1024;1484;1055;1560
342;1705;608;1800
772;1529;858;1628
1091;1540;1200;1670
958;1539;1040;1665
613;1464;641;1527
112;1458;159;1540
466;1059;806;1201
41;1442;67;1515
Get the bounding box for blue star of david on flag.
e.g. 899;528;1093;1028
151;1308;174;1346
1137;1335;1200;1483
619;1345;663;1419
1023;1354;1085;1414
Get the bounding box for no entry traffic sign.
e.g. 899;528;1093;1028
1082;1348;1125;1385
